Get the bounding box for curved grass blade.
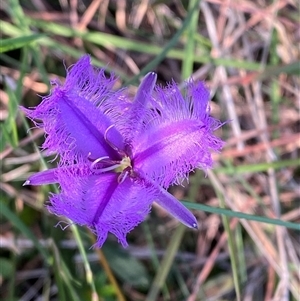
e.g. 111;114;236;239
125;0;201;85
0;19;263;72
182;201;300;231
0;34;45;53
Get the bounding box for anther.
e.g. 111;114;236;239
104;125;118;151
118;170;129;184
90;156;110;169
104;125;126;156
92;164;122;173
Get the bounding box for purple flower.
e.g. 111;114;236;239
23;55;224;247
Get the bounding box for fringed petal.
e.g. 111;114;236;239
49;168;155;247
137;172;198;228
22;55;124;164
132;81;225;188
103;72;158;144
24;164;90;186
64;55;117;107
123;72;157;142
24;168;59;186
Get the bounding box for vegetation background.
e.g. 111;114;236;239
1;0;299;300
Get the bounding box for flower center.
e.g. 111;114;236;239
114;156;132;173
89;154;132;184
88;125;134;183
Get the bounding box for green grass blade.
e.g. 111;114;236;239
235;224;247;284
50;241;81;301
216;189;241;300
0;19;264;71
258;60;300;80
70;224;99;300
0;200;51;264
2;87;18;147
141;222;170;298
7;0;30;30
126;0;202;84
0;34;45;53
182;201;300;231
181;0;200;80
270;29;281;140
215;158;300;174
145;225;186;301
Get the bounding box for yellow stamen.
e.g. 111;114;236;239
114;156;132;173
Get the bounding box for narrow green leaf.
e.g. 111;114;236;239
50;241;81;301
216;189;241;300
0;19;264;71
215;158;300;174
0;34;45;53
181;0;200;79
0;201;51;264
145;225;186;301
0;258;14;279
125;0;201;85
182;201;300;231
70;225;99;298
103;243;150;288
235;224;247;284
270;29;281;139
7;0;30;30
258;61;300;80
